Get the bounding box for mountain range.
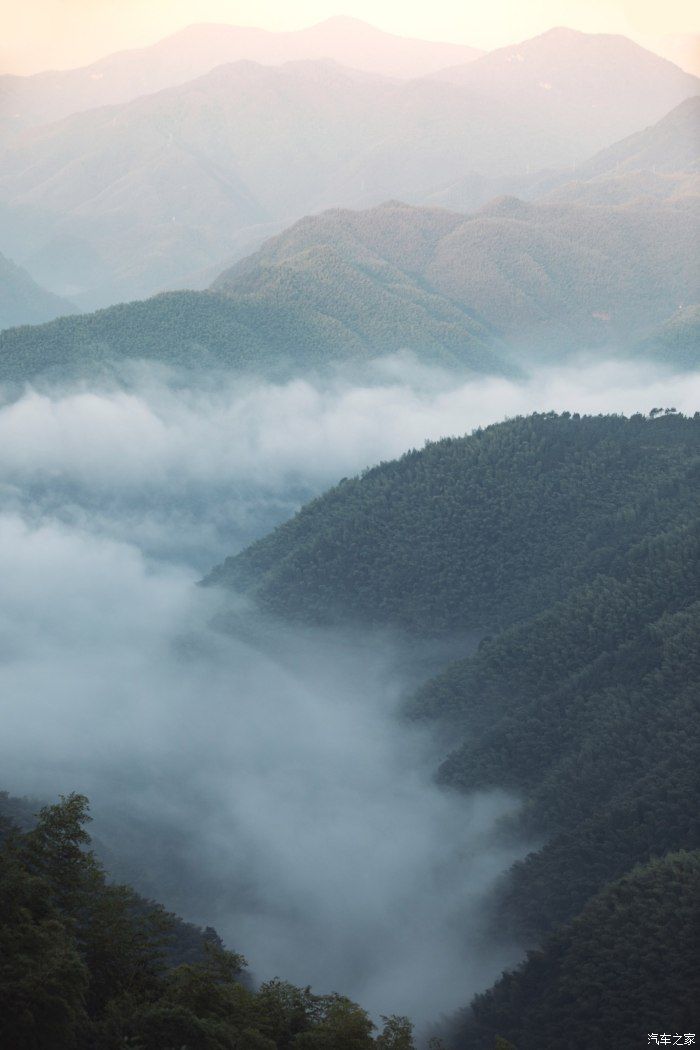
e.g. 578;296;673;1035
215;193;699;355
0;17;483;136
429;93;700;210
2;184;697;384
0;27;696;307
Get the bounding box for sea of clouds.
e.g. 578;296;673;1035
0;355;697;1026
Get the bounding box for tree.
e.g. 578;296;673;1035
376;1014;415;1048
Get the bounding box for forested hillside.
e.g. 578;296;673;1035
415;522;700;939
216;196;700;354
0;793;417;1050
210;413;700;632
452;852;700;1050
636;306;700;369
0;275;507;388
210;412;700;1046
3;4;698;1046
3;185;696;387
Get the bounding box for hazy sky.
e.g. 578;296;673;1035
2;0;698;74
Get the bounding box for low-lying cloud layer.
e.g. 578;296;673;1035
0;355;697;1026
0;513;521;1022
2;355;697;566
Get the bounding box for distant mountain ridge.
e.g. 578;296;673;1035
0;251;75;330
0;29;696;307
425;68;700;212
1;187;697;386
537;94;700;206
215;195;699;355
0;16;482;135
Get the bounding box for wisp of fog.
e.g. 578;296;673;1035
0;356;697;1024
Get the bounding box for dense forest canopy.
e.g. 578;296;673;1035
208;411;700;1047
210;412;700;633
453;851;700;1050
0;793;418;1050
2;181;697;387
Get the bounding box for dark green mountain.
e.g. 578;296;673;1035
415;520;700;939
454;852;700;1050
210;412;700;633
211;412;700;1044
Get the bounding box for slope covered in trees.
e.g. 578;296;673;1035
210;413;700;633
452;852;700;1050
3;188;696;387
0;793;417;1050
216;197;699;354
0;273;507;388
413;521;700;939
210;412;700;1045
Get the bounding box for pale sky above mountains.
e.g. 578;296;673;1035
3;0;698;75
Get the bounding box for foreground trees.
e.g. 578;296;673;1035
0;794;414;1050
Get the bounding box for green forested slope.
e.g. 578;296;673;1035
212;411;700;1044
210;413;700;633
0;794;416;1050
216;197;700;355
3;186;698;387
453;852;700;1050
414;523;700;939
635;305;700;370
0;265;507;388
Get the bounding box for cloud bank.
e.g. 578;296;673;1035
0;356;697;1026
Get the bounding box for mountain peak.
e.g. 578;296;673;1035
313;15;373;29
540;25;587;38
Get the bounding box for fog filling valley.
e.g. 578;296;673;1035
1;356;698;1025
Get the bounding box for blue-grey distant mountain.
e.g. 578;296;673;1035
214;195;699;357
0;251;75;330
431;26;697;144
1;189;697;387
0;17;482;136
0;29;696;308
425;81;700;212
634;305;700;370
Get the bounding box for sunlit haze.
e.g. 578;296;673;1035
3;0;699;74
